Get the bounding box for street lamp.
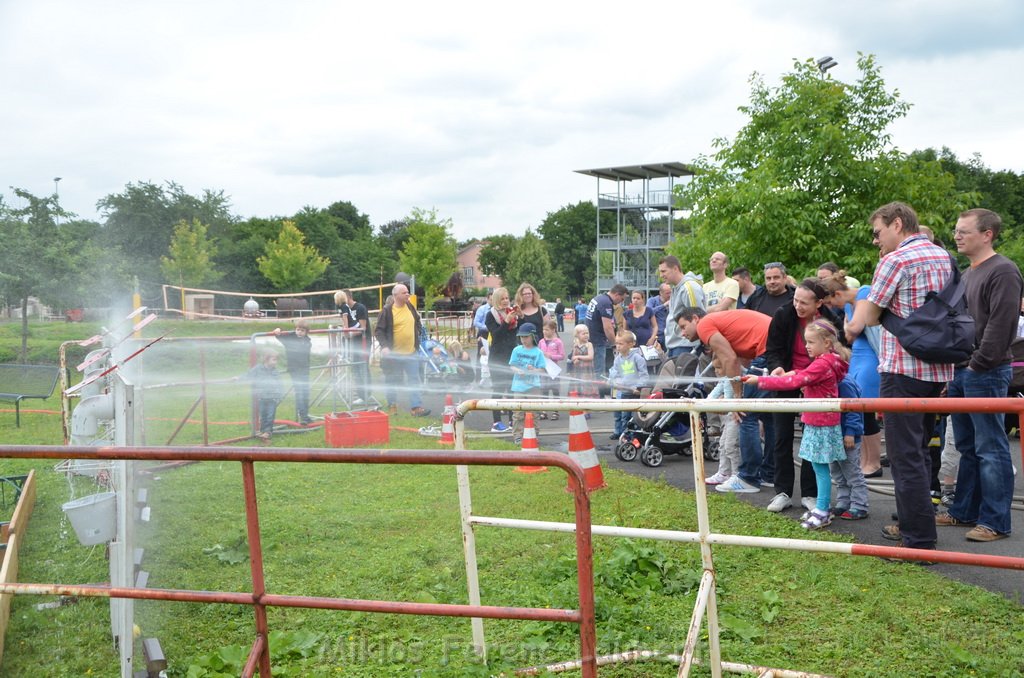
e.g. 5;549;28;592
816;56;838;75
53;177;62;225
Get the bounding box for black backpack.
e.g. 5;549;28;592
880;255;975;364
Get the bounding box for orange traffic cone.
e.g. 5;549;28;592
515;412;548;473
439;394;455;445
566;406;606;493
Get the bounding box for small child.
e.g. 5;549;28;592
509;322;547;444
569;324;597;398
831;376;869;519
445;340;475;386
248;349;285;441
273;320;312;425
608;330;647;441
538;319;565;420
743;319;850;529
704;355;740;486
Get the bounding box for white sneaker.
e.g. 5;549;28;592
705;471;729;485
801;496;817;512
766;492;792;513
715;476;760;494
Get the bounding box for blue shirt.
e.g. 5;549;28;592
473;303;491;332
509;345;546;392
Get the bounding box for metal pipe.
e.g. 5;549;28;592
241;634;266;678
241;460;271;676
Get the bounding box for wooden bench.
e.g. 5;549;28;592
0;364;60;427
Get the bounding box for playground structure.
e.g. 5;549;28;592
0;394;1023;675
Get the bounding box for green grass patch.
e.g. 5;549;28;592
2;321;1024;676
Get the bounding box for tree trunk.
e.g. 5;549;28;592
20;296;29;363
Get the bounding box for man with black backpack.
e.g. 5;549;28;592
935;209;1023;542
845;202;956;554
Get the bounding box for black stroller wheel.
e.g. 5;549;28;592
616;441;638;462
703;439;720;461
640;445;664;467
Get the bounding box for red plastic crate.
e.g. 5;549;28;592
324;410;390;447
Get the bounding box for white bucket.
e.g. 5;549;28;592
62;492;117;546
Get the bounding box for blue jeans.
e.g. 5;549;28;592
382;352;424;410
738;356;775;486
258;398;278;435
614;392;636;437
948;365;1013;535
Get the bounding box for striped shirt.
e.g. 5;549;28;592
866;234;955;382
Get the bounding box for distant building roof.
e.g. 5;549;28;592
574;162;694;181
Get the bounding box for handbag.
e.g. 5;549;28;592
879;255;975;364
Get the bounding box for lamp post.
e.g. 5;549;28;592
816;56;838;76
53;177;62;226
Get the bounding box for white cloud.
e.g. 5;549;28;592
2;0;1022;242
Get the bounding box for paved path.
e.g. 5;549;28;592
411;326;1024;603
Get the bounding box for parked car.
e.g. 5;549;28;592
543;302;557;315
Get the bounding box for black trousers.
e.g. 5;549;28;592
881;372;943;549
772;389;817;500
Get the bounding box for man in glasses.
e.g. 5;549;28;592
745;262;795;318
936;208;1022;543
845;202;955;554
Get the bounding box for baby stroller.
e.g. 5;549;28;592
420;337;475;387
614;351;721;467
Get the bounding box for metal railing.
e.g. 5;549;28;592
453;395;1024;677
0;446;598;677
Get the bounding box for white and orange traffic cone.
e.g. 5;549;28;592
439;394;455;445
566;406;606;494
515;412;548;474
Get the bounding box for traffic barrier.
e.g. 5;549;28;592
439;394;455;445
514;412;548;474
566;407;606;493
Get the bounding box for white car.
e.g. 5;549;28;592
543;302;557;315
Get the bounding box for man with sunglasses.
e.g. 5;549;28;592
845;202;955;554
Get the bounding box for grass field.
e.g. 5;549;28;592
2;319;1024;677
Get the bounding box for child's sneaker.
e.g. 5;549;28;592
491;422;510;433
839;508;869;520
705;471;730;485
801;508;832;530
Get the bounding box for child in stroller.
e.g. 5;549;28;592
421;337;475;387
614;350;721;467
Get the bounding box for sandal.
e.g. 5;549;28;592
550;412;559;420
801;508;832;530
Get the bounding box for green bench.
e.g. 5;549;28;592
0;364;61;427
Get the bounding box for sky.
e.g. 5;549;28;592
2;0;1023;242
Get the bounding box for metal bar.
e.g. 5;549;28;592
200;345;209;446
241;461;271;676
241;634;266;678
569;464;597;678
678;570;714;678
163;395;203;446
454;417;487;657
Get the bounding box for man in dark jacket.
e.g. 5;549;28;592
374;283;430;417
746;262;795;318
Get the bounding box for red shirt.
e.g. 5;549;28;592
697;310;771;359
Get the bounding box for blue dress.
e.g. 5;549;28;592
846;286;880;399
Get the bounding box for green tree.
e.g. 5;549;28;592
504;230;565;299
0;189;72;360
911;147;1024;267
397;207;457;308
477;234;519;279
537;201;619;297
257;220;329;291
160;218;221;288
217;216;284;294
97;181;235;289
672;54;971;279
